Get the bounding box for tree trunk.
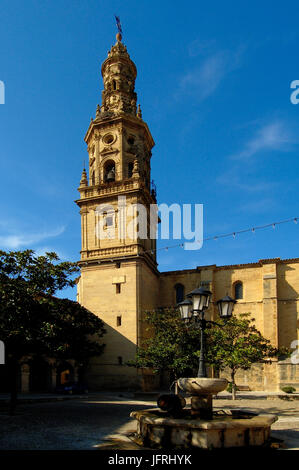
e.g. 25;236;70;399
231;370;237;400
9;359;18;415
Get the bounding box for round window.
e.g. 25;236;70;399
103;134;114;145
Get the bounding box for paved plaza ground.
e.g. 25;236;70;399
0;393;298;450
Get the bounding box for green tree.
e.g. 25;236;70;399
129;308;201;380
0;250;105;414
205;314;281;399
130;309;283;400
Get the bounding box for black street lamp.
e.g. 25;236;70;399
178;289;236;378
178;298;193;321
216;295;236;318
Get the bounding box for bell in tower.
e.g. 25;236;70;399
105;164;115;183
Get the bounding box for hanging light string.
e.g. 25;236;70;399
141;216;299;256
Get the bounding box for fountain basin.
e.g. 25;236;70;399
130;408;278;449
177;377;228;396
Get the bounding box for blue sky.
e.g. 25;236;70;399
0;0;299;299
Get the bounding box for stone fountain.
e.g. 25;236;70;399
130;377;277;449
131;290;278;449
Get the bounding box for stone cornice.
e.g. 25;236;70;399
78;250;159;276
160;256;299;276
76;178;156;206
84;114;154;149
160;268;198;277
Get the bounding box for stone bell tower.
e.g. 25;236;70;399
76;32;160;389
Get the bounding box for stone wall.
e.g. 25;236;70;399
159;258;299;391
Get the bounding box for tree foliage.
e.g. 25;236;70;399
131;309;282;399
0;250;105;362
0;249;78;296
0;250;106;412
205;314;281;398
129;308;201;378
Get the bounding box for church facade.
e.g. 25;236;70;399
76;34;299;392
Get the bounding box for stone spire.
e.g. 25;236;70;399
99;34;138;117
79;168;88;187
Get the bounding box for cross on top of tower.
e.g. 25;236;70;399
114;15;122;42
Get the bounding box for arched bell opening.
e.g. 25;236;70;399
104;160;116;183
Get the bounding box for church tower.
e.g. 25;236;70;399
76;32;160;389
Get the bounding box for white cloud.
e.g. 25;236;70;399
216;167;279;193
230;121;294;160
33;246;65;259
179;52;229;101
216;119;297;196
238;198;276;214
0;226;66;250
178;46;243;102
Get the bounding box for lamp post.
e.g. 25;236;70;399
178;288;236;378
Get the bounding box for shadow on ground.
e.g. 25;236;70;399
0;397;146;450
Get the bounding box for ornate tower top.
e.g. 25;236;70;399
98;33;138;118
82;29;155;190
76;26;157;270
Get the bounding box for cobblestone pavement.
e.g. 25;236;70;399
0;394;298;450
